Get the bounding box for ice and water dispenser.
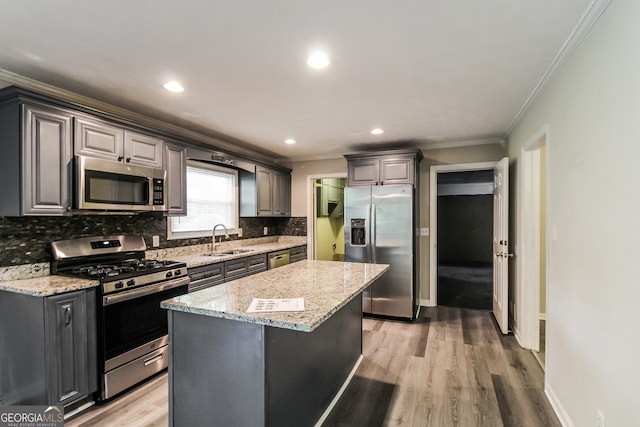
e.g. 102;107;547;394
350;218;366;246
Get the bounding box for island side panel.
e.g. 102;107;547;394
168;311;266;427
265;296;363;427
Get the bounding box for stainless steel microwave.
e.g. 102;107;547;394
75;155;167;212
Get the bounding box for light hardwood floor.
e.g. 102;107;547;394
66;307;560;427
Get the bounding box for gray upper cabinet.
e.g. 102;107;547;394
256;166;274;216
123;130;164;168
347;158;379;186
240;165;291;217
345;150;423;187
164;142;187;215
272;170;291;217
0;101;73;216
75;116;163;168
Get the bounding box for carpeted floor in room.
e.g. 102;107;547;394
437;263;493;310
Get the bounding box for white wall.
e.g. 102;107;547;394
508;1;640;424
287;158;347;217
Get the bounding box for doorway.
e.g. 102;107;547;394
428;161;499;307
306;174;347;261
436;170;494;310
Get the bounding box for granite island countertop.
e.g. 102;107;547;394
161;260;389;332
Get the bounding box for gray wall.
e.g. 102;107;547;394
437;195;493;264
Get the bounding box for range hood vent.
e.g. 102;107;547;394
186;146;256;173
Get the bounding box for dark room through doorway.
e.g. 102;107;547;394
437;170;494;310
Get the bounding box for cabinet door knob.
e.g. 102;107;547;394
126;157;131;163
117;156;124;162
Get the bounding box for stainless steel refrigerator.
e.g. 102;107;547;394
344;184;417;319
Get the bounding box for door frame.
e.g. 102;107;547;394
306;173;347;260
517;124;549;351
427;161;499;307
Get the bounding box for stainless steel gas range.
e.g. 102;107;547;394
51;235;189;401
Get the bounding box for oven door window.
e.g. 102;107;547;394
101;285;186;360
85;170;149;205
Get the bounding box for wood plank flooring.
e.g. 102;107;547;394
66;307;560;427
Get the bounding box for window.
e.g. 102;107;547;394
168;161;238;239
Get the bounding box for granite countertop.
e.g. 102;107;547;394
0;275;99;297
168;239;307;268
161;260;389;332
0;236;308;297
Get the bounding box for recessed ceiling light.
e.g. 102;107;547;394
371;128;384;135
163;81;184;93
307;52;330;69
284;139;296;145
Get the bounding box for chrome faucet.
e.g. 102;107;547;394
212;223;229;252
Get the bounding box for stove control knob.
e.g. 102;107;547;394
166;271;173;278
127;279;135;287
175;269;182;276
115;282;124;289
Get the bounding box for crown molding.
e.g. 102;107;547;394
419;137;505;151
505;0;613;135
0;69;284;167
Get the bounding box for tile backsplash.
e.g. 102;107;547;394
0;215;306;267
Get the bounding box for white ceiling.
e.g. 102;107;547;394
0;0;595;162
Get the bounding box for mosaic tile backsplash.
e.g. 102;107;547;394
0;215;307;267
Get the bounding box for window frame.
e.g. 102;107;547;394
167;160;239;240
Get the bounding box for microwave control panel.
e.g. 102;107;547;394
153;179;165;205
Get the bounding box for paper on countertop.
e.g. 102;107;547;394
247;298;305;313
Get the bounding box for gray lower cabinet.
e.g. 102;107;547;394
188;263;224;293
164;142;187;215
290;245;308;263
225;254;267;281
188;254;268;292
0;288;97;408
0;101;73;216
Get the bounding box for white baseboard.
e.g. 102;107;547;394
513;327;525;348
419;298;434;307
545;382;575;427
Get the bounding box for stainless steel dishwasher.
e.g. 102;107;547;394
268;249;290;269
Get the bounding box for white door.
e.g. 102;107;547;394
493;157;510;334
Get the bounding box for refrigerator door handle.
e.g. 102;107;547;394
371;203;377;263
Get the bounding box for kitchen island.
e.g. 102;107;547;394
161;260;389;427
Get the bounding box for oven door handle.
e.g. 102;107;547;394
102;276;190;306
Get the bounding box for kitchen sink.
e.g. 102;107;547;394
211;248;256;256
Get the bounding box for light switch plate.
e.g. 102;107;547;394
152;235;160;247
264;227;268;235
237;228;243;238
420;228;429;236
